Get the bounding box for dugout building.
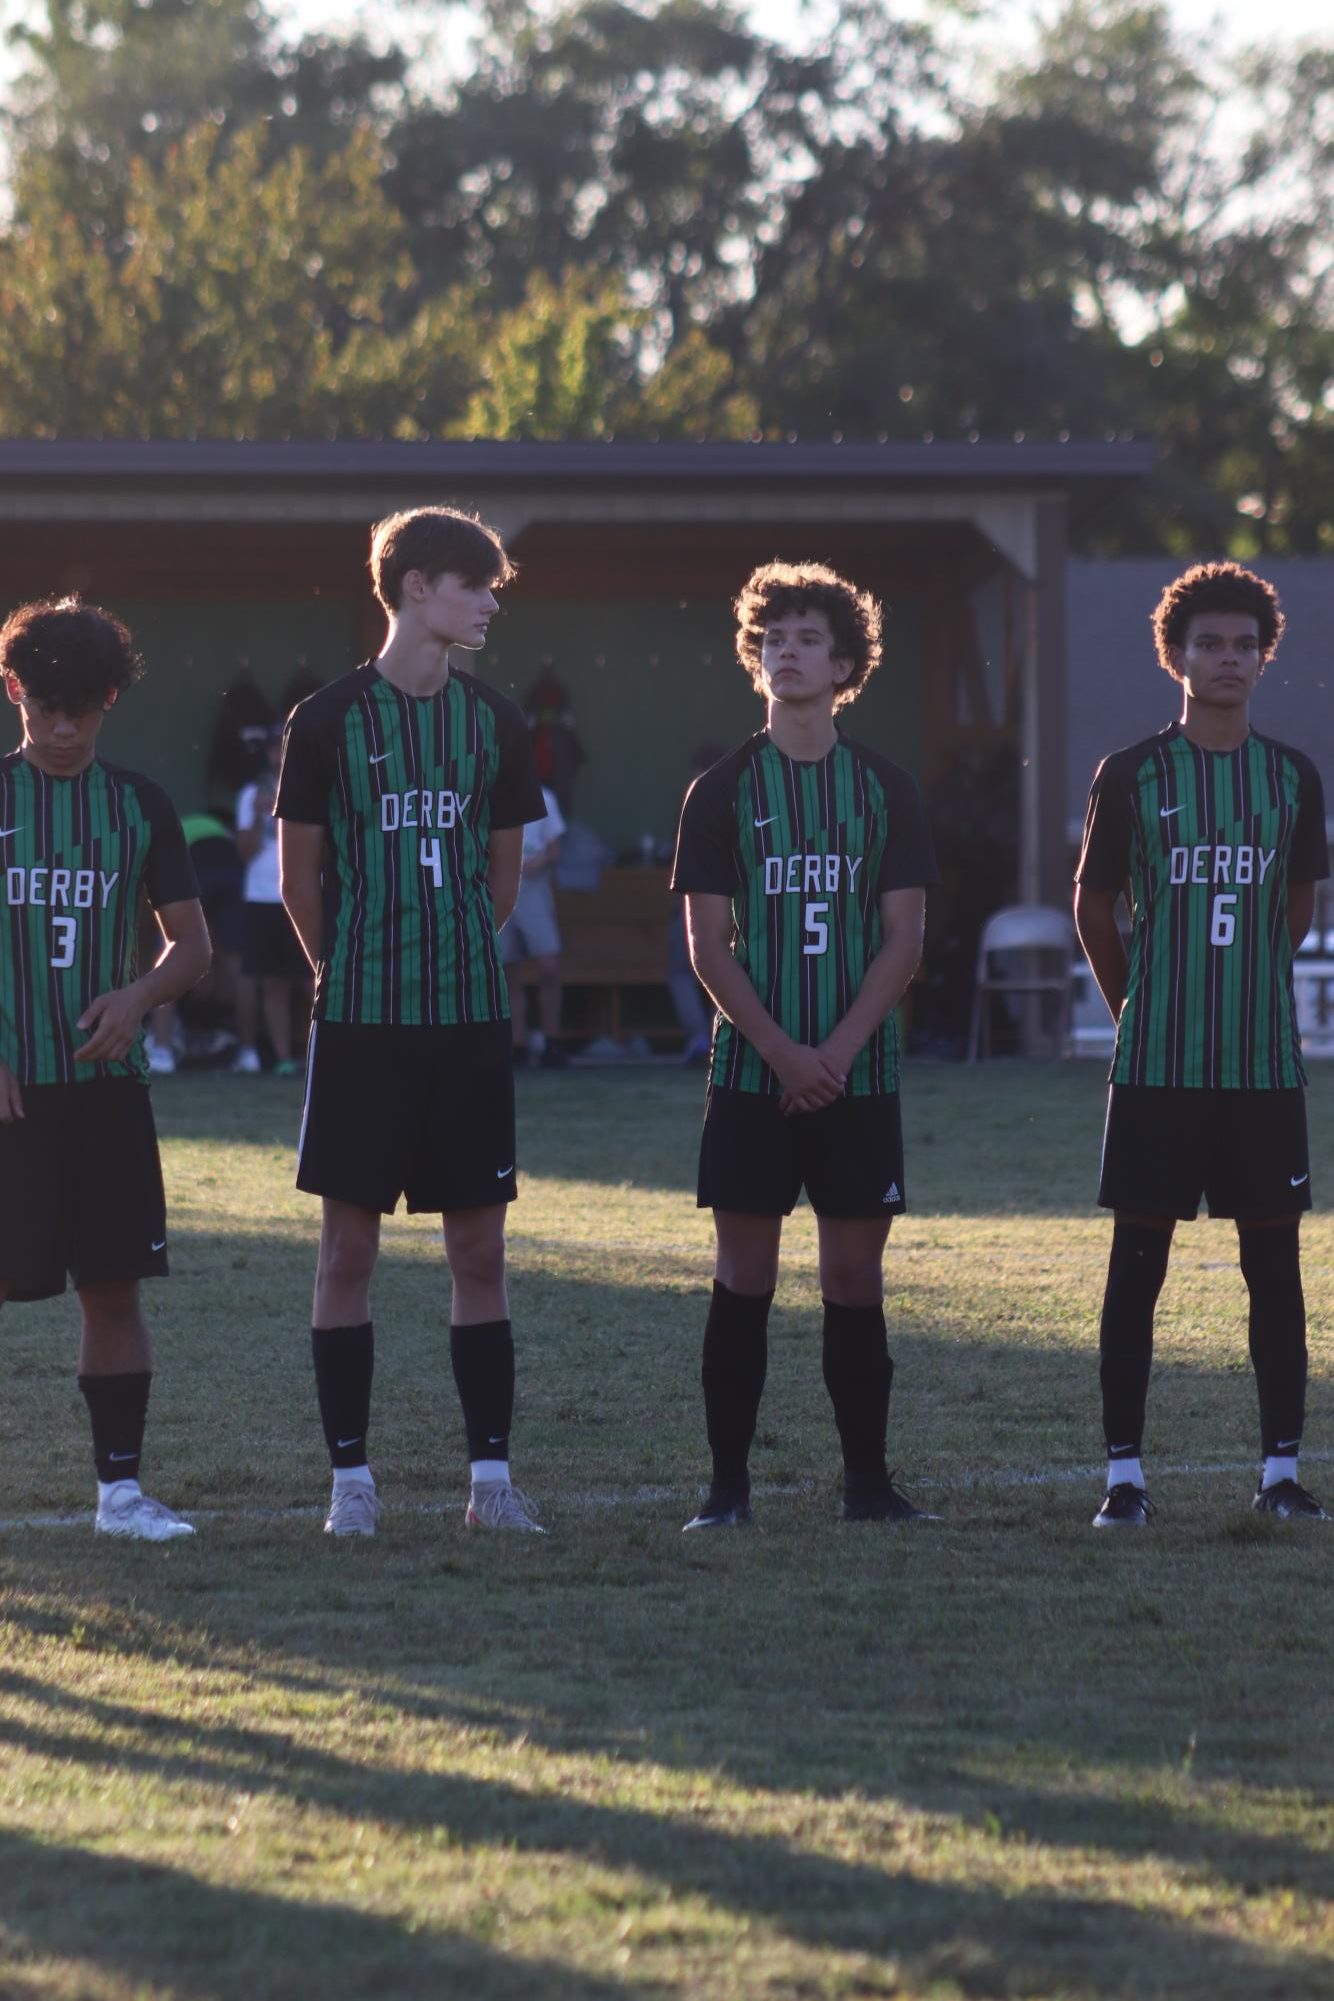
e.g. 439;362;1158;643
0;438;1152;1042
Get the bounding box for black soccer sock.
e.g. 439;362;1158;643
1238;1225;1306;1458
449;1320;515;1464
821;1299;892;1495
311;1322;374;1469
78;1371;152;1484
701;1281;771;1496
1098;1224;1172;1460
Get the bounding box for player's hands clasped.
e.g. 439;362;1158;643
774;1038;845;1116
74;987;149;1065
0;1060;24;1123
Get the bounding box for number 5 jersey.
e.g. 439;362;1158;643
671;731;937;1097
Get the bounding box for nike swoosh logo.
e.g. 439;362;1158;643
369;752;392;766
336;1437;362;1449
1291;1173;1309;1187
496;1165;514;1178
1159;805;1185;818
1275;1439;1300;1451
0;826;22;838
150;1239;166;1251
108;1451;138;1462
754;816;776;828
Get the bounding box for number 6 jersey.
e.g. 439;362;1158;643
275;663;545;1026
0;752;197;1085
1077;722;1329;1089
671;731;937;1097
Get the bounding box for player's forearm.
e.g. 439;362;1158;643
1074;891;1127;1021
133;929;213;1011
822;930;923;1068
281;883;324;972
489;858;522;930
689;935;793;1069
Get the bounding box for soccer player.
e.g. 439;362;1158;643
671;561;938;1530
276;507;549;1537
1075;561;1329;1527
0;598;210;1539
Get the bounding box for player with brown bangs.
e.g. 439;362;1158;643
277;506;550;1538
0;597;210;1539
671;561;939;1530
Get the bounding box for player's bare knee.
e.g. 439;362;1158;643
76;1278;142;1332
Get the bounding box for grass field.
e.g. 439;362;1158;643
1;1060;1331;2000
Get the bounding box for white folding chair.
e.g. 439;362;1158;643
967;904;1078;1061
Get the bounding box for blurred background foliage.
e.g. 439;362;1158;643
1;0;1330;551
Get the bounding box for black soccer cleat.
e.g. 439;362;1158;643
1252;1478;1327;1520
840;1474;939;1523
1093;1482;1154;1529
682;1488;752;1533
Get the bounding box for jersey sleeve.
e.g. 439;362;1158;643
275;704;333;826
138;782;200;908
1075;758;1133;892
1290;756;1331;884
876;766;938;894
671;764;739;896
488;696;547;830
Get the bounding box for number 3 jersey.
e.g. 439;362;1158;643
671;731;937;1097
0;753;197;1085
275;663;546;1026
1077;722;1329;1090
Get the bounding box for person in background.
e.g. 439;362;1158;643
501;784;567;1069
232;724;311;1078
145;809;245;1074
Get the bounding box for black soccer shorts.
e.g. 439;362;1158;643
297;1018;518;1214
0;1080;169;1302
697;1085;906;1220
1098;1084;1312;1220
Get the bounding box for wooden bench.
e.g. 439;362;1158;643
506;865;680;1044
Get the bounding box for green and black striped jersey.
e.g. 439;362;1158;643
275;663;545;1027
671;731;936;1097
0;753;197;1086
1077;723;1329;1089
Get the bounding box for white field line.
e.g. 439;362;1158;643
2;1453;1329;1533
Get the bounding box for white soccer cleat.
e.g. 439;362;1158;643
230;1046;262;1075
465;1482;546;1533
145;1039;176;1076
95;1488;196;1541
323;1485;381;1537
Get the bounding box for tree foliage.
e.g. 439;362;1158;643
0;0;1330;548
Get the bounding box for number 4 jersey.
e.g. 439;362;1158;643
275;662;546;1026
671;731;937;1097
0;753;197;1085
1077;722;1329;1089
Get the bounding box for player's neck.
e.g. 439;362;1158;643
1179;700;1252;753
765;702;838;763
374;625;453;698
20;743;97;777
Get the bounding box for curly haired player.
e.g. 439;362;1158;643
672;562;938;1530
1075;561;1329;1527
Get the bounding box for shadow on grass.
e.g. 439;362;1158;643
0;1827;630;2000
0;1675;1323;2000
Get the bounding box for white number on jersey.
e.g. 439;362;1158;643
420;836;443;890
803;900;829;956
1209;891;1237;948
50;916;77;969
